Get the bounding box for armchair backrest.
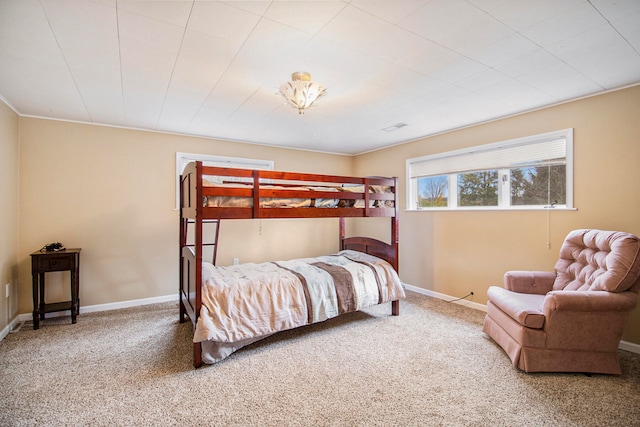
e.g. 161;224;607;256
553;229;640;293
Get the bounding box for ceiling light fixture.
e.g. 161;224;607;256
279;71;326;114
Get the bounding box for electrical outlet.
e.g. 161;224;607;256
5;283;9;298
233;258;239;265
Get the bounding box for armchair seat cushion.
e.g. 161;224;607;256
487;286;546;329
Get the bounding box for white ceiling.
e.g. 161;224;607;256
1;0;639;155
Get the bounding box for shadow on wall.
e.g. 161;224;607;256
19;205;176;313
401;212;435;288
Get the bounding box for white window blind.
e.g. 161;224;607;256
406;128;574;210
175;152;274;209
409;135;567;179
176;152;273;177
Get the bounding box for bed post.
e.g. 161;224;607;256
391;300;400;316
252;170;260;218
179;175;186;323
391;177;400;316
193;342;202;368
193;162;204;368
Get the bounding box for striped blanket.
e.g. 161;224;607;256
194;250;405;363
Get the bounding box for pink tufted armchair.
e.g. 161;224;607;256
483;229;640;374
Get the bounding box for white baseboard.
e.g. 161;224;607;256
4;288;640;355
403;283;640;355
0;315;23;341
619;340;640;354
404;283;488;312
7;293;179;328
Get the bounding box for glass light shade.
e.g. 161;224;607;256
279;72;326;114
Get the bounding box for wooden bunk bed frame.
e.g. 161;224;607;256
179;161;400;367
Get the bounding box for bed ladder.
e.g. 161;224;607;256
181;218;221;265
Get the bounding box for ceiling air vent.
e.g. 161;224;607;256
382;123;408;132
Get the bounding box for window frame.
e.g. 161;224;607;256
406;129;574;211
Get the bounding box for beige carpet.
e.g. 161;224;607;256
1;291;639;426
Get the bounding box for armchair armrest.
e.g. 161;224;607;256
504;271;556;295
543;290;638;313
541;290;639;352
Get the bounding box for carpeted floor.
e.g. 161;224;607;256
1;291;639;426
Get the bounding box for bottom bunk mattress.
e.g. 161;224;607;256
193;250;405;363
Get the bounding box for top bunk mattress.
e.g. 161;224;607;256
180;162;398;219
202;178;394;209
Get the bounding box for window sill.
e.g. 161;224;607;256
406;207;578;212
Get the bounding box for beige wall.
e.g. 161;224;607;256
354;85;640;345
7;85;640;347
17;119;352;312
0;99;20;334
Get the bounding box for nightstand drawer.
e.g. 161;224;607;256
38;256;71;272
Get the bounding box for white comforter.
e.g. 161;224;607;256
193;250;404;363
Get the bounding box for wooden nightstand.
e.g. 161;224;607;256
30;248;81;330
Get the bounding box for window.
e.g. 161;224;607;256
407;129;573;210
175;152;274;209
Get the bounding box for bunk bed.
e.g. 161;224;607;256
179;161;404;367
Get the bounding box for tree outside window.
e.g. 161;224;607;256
418;175;448;207
458;170;498;206
511;164;566;206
